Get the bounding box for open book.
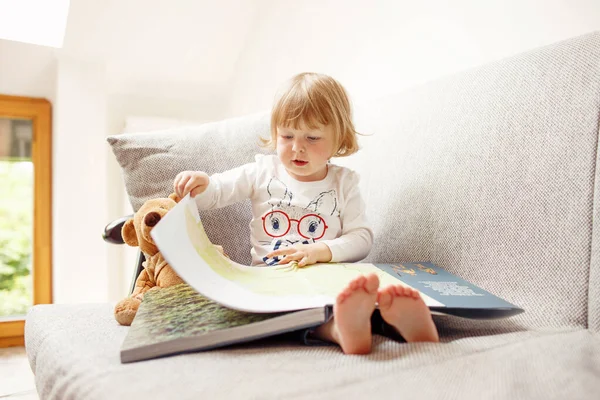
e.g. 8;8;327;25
121;283;331;363
150;195;523;317
120;195;523;362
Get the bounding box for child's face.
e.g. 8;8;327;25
276;123;335;182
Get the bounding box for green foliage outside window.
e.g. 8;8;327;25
0;161;33;317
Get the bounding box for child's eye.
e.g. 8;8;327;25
280;135;293;140
307;136;321;141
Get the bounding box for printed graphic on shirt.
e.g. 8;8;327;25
261;177;339;265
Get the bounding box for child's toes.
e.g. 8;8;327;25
364;274;380;293
336;289;349;304
404;286;419;298
351;275;366;290
398;285;411;297
377;289;393;309
392;285;404;296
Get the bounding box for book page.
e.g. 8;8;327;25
151;195;442;312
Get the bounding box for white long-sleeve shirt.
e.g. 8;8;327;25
194;154;373;266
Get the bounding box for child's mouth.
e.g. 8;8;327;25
292;160;308;166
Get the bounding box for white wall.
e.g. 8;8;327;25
228;0;600;116
53;55;109;303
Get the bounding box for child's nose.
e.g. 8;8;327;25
292;139;305;152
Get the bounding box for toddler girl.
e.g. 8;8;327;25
174;72;438;354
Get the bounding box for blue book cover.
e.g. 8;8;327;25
375;262;523;319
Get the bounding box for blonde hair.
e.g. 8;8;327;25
263;72;359;157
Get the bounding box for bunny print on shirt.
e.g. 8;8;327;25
261;177;339;265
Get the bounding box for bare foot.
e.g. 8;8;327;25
313;273;379;354
377;285;439;343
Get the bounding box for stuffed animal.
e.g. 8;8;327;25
114;193;184;326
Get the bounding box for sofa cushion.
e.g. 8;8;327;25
25;303;600;400
108;113;270;212
107;113;271;265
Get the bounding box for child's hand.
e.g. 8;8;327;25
173;171;210;198
266;242;332;267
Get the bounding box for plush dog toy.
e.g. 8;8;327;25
114;193;184;326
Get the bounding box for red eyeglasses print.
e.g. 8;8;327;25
262;210;329;240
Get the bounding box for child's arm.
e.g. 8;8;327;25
174;171;210;198
266;242;333;267
318;171;373;263
266;224;372;267
174;162;258;210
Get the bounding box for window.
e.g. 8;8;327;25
0;95;52;347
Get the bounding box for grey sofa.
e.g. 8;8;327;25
25;32;600;399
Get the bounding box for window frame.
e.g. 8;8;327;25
0;94;52;347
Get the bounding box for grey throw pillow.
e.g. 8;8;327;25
107;112;272;264
107;112;271;211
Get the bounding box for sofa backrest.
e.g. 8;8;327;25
109;31;600;332
352;31;600;332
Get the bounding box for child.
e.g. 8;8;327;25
174;72;439;354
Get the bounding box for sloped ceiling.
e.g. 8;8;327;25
60;0;260;93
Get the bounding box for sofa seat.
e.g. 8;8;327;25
26;303;599;399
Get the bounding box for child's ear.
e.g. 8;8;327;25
122;219;138;247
